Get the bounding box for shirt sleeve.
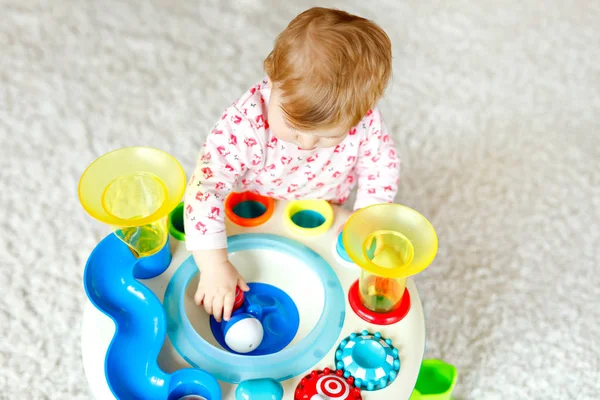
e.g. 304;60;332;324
353;109;401;210
183;107;265;251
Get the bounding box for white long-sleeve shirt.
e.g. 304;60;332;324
183;79;400;251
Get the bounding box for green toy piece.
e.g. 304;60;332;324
168;202;186;241
409;359;457;400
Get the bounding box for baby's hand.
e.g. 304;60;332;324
192;250;249;322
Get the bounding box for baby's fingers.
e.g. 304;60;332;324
194;287;206;306
212;295;225;323
203;293;214;316
222;292;235;322
237;277;250;292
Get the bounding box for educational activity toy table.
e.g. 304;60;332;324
78;147;438;400
81;200;427;399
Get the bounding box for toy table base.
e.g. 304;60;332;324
81;201;426;400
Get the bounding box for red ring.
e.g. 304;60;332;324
295;369;362;400
224;192;275;227
319;375;347;398
348;280;411;325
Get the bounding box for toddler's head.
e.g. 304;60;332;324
264;7;392;150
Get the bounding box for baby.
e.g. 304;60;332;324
183;7;400;322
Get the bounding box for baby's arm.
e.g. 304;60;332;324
353;109;401;210
184;108;264;321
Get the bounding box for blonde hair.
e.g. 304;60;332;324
264;7;392;131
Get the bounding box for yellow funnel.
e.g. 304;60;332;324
343;204;438;313
78;147;186;257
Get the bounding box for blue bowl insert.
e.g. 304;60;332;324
210;282;300;356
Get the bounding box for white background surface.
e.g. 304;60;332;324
1;0;599;399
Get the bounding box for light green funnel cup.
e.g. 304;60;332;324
409;359;457;400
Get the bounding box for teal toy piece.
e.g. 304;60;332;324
291;209;326;228
83;234;221;399
235;378;283;400
335;330;400;391
233;200;267;219
336;230;353;262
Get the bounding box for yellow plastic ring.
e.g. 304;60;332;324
78;147;187;228
342;203;438;279
284;200;334;236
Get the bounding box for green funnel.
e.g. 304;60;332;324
409;359;457;400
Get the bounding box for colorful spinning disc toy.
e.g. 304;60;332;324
335;330;400;391
295;368;362;400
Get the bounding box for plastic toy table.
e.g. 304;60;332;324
81;199;427;400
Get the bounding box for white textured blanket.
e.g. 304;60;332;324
1;1;599;399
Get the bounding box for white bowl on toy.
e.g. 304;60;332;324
164;233;346;383
184;243;325;350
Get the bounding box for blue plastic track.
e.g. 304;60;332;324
83;233;221;400
164;233;346;384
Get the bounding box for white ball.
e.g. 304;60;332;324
224;316;264;354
